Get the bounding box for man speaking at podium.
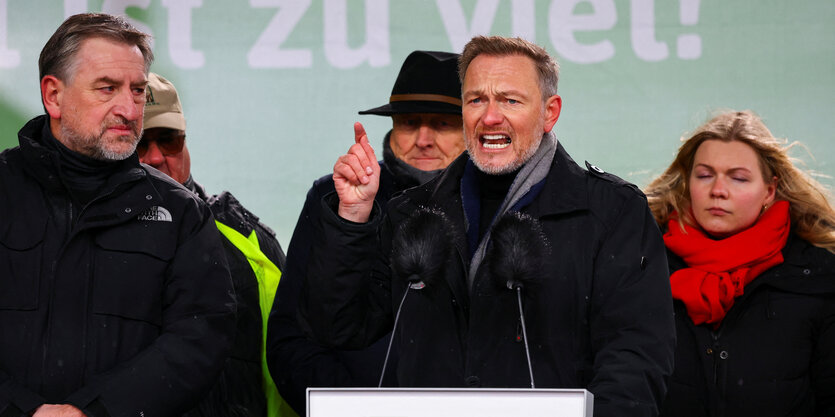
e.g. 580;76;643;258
299;36;675;417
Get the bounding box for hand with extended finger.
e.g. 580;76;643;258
333;122;381;223
32;404;87;417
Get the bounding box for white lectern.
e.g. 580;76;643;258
307;387;593;417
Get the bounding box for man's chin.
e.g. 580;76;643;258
471;153;519;175
410;160;444;171
96;136;139;161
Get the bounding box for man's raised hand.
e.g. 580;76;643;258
32;404;87;417
332;122;380;223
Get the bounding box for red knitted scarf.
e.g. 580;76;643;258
664;200;791;326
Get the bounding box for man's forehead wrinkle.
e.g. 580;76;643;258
463;85;483;96
95;75;120;84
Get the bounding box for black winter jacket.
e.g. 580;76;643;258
661;233;835;416
267;133;419;415
0;116;236;417
185;182;286;417
299;143;676;417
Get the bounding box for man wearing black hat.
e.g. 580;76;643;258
266;50;464;415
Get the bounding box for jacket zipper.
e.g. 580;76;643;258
711;329;720;386
40;179;135;387
42;198;73;385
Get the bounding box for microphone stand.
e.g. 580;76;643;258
514;285;535;388
379;278;425;388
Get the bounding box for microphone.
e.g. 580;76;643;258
390;206;453;290
379;206;454;387
484;211;550;388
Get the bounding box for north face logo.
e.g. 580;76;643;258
137;206;172;222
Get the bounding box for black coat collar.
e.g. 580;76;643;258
394;141;590;219
385;141;594;307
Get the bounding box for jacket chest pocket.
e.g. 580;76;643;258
759;290;819;376
0;217;45;311
92;225;176;326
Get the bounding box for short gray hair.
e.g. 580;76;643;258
39;13;153;83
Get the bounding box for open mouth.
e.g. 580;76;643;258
481;134;511;150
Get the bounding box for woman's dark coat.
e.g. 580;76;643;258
661;233;835;416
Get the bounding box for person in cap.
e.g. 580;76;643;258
139;73;291;417
266;50;465;415
298;36;675;417
0;14;235;416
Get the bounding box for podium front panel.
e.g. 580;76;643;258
307;387;593;417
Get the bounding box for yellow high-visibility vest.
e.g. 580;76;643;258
216;220;298;417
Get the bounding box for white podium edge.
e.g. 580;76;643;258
307;387;593;417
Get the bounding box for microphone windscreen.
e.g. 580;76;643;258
390;206;453;287
485;211;551;289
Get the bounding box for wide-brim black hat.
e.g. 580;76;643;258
359;50;462;116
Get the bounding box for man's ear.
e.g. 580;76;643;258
41;75;63;119
543;94;562;133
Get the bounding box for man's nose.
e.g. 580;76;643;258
139;140;165;166
415;124;436;148
113;89;141;121
482;101;503;125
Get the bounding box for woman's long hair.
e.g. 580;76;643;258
645;110;835;253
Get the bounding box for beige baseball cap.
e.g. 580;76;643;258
144;72;186;131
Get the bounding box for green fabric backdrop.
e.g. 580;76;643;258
1;0;833;245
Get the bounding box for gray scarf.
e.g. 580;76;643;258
466;131;557;288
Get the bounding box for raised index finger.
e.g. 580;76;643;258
354;122;368;144
353;122;374;175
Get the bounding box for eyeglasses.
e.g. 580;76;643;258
137;131;186;156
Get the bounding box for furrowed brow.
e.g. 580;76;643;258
94;76;121;85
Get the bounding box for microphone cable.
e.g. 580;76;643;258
378;278;425;388
487;211;551;390
379;206;452;387
514;284;535;388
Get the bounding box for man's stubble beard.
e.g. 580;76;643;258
466;133;543;175
60;115;141;161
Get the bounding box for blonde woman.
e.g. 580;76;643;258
645;110;835;416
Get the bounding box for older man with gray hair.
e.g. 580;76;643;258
0;13;234;417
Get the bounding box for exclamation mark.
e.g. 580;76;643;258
677;0;701;59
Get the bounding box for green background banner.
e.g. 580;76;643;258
2;0;833;245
